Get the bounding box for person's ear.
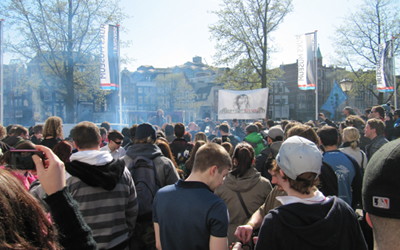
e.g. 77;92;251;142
366;212;373;228
209;165;218;176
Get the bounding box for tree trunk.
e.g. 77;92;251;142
65;0;75;123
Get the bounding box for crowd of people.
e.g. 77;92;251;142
0;104;399;250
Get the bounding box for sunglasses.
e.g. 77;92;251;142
112;140;122;145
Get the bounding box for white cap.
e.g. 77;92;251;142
276;136;322;180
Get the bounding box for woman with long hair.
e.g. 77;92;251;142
41;116;64;150
156;138;184;178
215;142;272;246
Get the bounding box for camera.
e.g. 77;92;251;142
8;149;44;170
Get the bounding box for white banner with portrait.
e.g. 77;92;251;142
218;88;269;120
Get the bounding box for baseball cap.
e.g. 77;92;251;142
266;126;284;140
276;135;322;180
362;139;400;219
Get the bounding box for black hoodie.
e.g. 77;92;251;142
66;159;125;190
255;197;367;250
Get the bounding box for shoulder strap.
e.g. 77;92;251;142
235;191;251;219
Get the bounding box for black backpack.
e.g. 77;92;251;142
128;156;161;218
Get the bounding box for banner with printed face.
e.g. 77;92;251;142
100;24;119;90
218;88;269;120
376;40;394;93
297;32;316;90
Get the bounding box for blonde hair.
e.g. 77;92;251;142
342;127;360;149
43;116;63;139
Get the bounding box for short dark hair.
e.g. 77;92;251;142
100;121;111;131
174;123;185;138
33;124;43;134
13;125;28;137
99;127;107;136
164;124;174;136
372;106;385;119
129;124;138;140
367;118;385;136
108;130;124;141
71;122;101;149
317;126;339;146
219;123;230;133
193;143;232;173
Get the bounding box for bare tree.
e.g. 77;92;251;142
0;0;124;122
209;0;292;89
335;0;400;104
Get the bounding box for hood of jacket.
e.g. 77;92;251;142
66;150;124;190
271;197;353;248
223;167;262;192
125;143;163;160
245;132;264;144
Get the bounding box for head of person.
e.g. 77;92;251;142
342;127;360;150
164;124;174;137
0;169;59;249
254;122;263;132
362;140;400;248
245;124;259;135
266;119;275;129
121;127;130;138
342;106;356;117
33;124;43;137
174;123;185;138
230;142;255;178
71;121;101;150
364;118;385;139
156;109;164;117
219;123;230;136
283;121;301;139
232;119;239;128
156;139;179;169
52;140;73;163
286;124;320;145
221;141;233;155
0;125;6;140
129;124;138;141
100;121;111;132
370;106;385;119
266;125;284;144
345;115;365;130
107;130;124;151
317;126;339;147
192;143;232;191
183;132;192;142
271;136;322;195
43;116;63;139
99;127;107;141
134;123;157;144
194;132;207;142
12;125;29;139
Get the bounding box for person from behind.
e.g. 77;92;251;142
244;124;266;156
123;123;179;249
215;142;272;246
153;143;232;250
31;124;43;144
100;130;126;160
3;124;29;147
66;121;138;249
253;136;367;250
362;139;400;250
340;127;368;172
41;116;63;150
169;123;193;171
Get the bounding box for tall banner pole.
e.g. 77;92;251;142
117;24;122;126
392;38;397;109
0;20;4;125
314;31;318;121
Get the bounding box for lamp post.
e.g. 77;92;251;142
339;79;353;106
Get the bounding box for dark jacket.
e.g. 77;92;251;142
44;188;96;250
256;197;367;250
365;135;389;159
123;143;180;187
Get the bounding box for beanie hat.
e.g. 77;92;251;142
276;135;322;180
267;126;284;140
135;123;156;141
362;139;400;219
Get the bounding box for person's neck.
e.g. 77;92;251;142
286;188;316;199
324;145;338;151
186;172;210;186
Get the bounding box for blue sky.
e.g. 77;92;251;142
120;0;365;70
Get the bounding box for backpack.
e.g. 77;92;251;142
128;156;161;219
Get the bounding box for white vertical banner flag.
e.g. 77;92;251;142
100;24;119;90
218;88;269;120
376;40;394;92
297;32;317;90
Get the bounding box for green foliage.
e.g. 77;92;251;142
210;0;293;88
0;0;126;122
